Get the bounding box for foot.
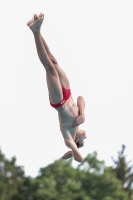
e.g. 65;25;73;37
27;13;44;33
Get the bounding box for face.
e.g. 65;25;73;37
79;136;86;145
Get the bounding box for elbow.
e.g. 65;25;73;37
78;96;83;99
78;96;85;104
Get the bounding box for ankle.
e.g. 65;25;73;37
32;30;41;35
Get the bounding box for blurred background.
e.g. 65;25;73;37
0;0;133;199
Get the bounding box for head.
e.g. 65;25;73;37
75;129;87;148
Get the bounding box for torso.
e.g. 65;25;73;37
55;95;79;147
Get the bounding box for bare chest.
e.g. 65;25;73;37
58;97;79;127
57;97;79;141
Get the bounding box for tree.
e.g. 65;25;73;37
0;147;32;200
112;144;133;199
30;158;91;200
0;147;130;200
77;151;128;200
30;152;129;200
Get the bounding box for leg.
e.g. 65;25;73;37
41;34;71;89
27;14;63;104
27;14;70;89
45;71;63;104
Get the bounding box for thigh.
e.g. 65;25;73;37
54;64;70;88
46;69;63;104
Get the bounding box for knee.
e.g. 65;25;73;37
45;61;56;72
49;54;58;65
46;64;58;76
53;63;60;72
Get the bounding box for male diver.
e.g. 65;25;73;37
27;13;86;162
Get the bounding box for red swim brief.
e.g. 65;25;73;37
50;87;71;108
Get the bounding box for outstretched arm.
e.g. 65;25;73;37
70;96;85;128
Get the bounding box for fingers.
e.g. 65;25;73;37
70;116;85;128
70;119;78;125
70;123;79;128
70;119;84;128
71;120;79;126
73;121;79;125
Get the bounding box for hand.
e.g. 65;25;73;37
62;151;73;160
70;115;85;128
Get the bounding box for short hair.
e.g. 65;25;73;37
76;141;84;148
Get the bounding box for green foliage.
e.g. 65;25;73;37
76;152;128;200
32;159;90;200
0;146;131;200
0;147;31;200
112;144;133;199
77;151;105;173
28;152;128;200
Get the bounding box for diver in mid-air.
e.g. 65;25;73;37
27;13;86;162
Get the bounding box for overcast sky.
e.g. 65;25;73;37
0;0;133;177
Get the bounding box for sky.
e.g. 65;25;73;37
0;0;133;178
